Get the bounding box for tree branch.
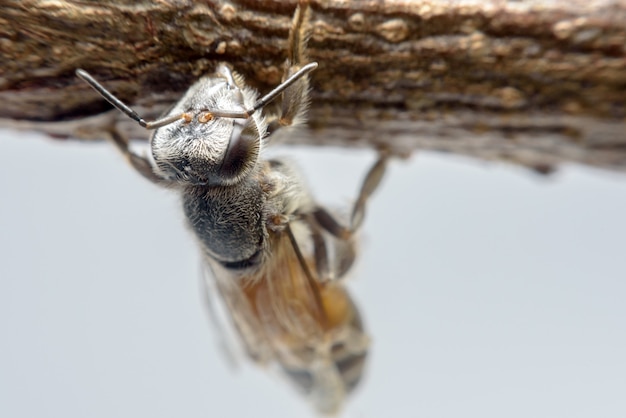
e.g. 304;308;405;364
1;0;625;173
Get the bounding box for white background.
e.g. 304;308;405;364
1;128;625;417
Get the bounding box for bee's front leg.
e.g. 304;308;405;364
105;129;171;186
266;1;314;134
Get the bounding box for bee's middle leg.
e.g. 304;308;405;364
310;153;388;280
313;153;389;240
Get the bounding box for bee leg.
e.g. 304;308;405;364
311;153;388;280
104;129;171;186
313;153;389;240
308;217;331;282
267;1;313;134
306;213;357;282
349;153;388;232
310;210;358;280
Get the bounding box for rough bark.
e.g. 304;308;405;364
1;0;625;173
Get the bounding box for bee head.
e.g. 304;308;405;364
150;76;265;186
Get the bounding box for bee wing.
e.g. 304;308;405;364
200;254;274;365
199;259;241;369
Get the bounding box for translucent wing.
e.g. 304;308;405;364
198;259;240;369
250;227;369;414
199;222;369;415
200;254;274;365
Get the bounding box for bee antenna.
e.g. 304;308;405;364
207;62;318;120
249;62;318;115
75;69;188;130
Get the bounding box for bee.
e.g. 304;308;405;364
76;1;387;414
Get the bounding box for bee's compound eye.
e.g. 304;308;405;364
219;121;259;180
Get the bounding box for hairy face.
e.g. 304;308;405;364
151;76;264;186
